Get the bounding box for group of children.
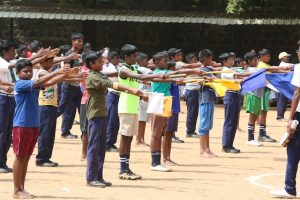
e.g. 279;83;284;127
0;32;296;198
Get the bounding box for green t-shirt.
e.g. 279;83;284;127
86;70;113;120
118;64;139;114
151;68;171;96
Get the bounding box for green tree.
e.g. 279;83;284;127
226;0;248;15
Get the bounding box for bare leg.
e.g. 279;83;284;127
136;121;148;146
163;131;177;165
259;111;267;125
22;157;35;198
81;134;88;161
237;112;245;132
13;156;31;199
120;135;131;155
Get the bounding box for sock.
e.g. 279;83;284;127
259;124;266;137
151;151;161;166
120;154;128;173
126;154;130;170
248;124;254;141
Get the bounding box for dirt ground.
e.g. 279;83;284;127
0;102;296;200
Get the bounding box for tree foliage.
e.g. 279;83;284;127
226;0;248;15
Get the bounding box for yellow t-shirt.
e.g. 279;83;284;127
257;61;270;69
37;69;58;107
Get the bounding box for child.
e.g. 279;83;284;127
163;61;181;166
219;53;241;153
57;32;84;139
102;51;120;152
271;48;300;199
198;49;216;158
118;44;163;180
12;59;70;199
85;51;145;187
35;50;71;167
184;53;201;138
79;52;89;160
150;52;205;171
135;52;152;146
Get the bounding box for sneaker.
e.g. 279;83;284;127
0;165;12;173
106;145;119;152
150;165;172;172
99;179;112;187
258;135;276;142
247;140;263;147
87;180;106;188
270;189;296;198
119;169;142;180
61;132;78;139
277;118;288;122
186;133;200;138
172;135;184;143
36;160;58;167
222;147;241;154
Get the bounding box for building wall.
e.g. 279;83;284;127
1;18;300;64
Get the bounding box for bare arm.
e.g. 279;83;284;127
119;68;162;81
34;67;70;88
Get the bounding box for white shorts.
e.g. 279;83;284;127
119;113;138;137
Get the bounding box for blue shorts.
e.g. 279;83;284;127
198;102;214;135
166;113;179;132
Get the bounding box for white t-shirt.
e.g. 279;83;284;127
279;61;291;67
221;66;234;80
0;57;13;94
291;64;300;112
102;62;119;92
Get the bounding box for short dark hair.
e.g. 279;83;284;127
234;57;244;66
219;53;230;65
17;45;27;55
15;59;32;73
198;49;213;62
31;40;43;52
85;51;101;69
185;52;197;63
167;60;176;68
153;52;168;63
107;51;119;60
71;32;84;40
58;44;71;56
120;44;137;60
229;52;236;58
137;52;148;62
258;48;270;58
244;52;257;64
0;40;16;56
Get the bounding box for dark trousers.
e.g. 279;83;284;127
222;91;240;148
0;95;15;167
36;105;57;163
105;92;120;147
277;93;288;119
87;117;107;181
57;83;82;134
185;89;199;134
285;112;300;195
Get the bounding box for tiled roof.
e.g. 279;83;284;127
0;6;299;25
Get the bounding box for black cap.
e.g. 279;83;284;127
167;48;182;58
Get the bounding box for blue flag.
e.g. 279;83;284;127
266;73;294;100
241;69;266;95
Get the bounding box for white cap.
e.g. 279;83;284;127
278;52;291;60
